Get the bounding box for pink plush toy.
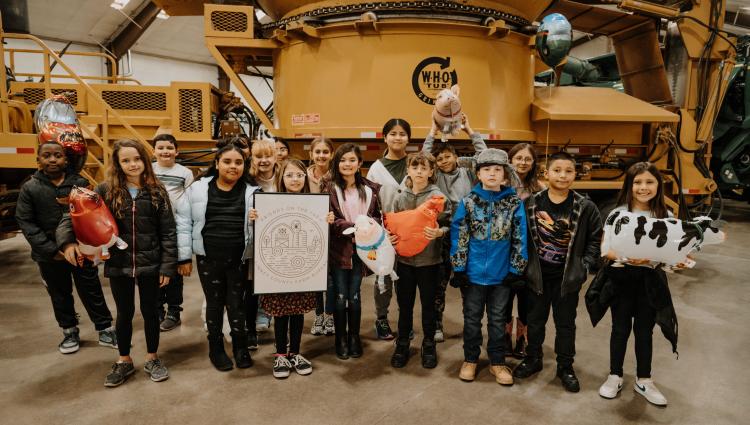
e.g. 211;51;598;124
432;84;462;141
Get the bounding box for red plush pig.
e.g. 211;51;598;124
69;186;127;264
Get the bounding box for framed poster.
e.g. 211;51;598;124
253;192;329;294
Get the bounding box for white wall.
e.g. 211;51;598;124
128;53;218;87
4;39;105;83
4;38;219;87
5;37;274;106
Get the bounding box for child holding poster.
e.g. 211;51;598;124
255;159;335;379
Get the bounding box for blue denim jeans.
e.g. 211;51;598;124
331;256;363;318
462;283;511;365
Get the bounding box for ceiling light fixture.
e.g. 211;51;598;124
110;0;130;10
157;10;169;20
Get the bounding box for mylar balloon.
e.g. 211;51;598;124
536;13;573;68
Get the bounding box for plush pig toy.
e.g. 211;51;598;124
343;215;398;294
432;84;462;141
69;186;128;264
601;211;725;268
384;195;446;258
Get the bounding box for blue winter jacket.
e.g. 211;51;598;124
450;184;528;285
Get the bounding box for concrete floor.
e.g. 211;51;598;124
0;201;748;425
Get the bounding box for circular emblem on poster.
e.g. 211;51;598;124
259;215;325;280
412;56;459;105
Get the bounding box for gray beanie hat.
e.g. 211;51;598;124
475;148;509;170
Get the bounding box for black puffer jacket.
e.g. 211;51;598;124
524;189;603;296
15;171;90;262
57;183;177;278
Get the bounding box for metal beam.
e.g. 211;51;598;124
108;1;161;60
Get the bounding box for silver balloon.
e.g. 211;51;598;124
536;13;573;68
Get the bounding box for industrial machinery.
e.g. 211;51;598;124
154;0;736;217
1;0;738;231
0;7;222;235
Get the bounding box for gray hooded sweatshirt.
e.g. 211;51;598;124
421;132;486;208
390;184;452;267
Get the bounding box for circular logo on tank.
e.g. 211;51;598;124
412;57;458;105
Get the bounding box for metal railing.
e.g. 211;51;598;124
1;31;154;181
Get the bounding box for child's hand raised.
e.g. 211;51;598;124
326;211;335;224
423;226;443;240
461;113;473;136
248;208;258;222
429;120;440;138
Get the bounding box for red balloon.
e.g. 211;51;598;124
69;186;119;247
384;195;446;257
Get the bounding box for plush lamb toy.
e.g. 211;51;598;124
343;215;398;294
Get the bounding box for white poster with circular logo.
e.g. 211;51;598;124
253;193;329;294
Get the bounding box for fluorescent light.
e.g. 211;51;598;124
157;10;169;20
110;0;130;10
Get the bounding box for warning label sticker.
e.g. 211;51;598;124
292;113;320;126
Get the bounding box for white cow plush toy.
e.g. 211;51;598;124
343;215;398;293
601;210;725;267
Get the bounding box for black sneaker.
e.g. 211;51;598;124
160;312;181;332
421;339;438;369
247;333;258;351
272;355;292;379
557;365;580;393
104;362;135;387
375;318;395;340
513;357;543;378
59;327;80;354
390;339;410;368
98;327;118;349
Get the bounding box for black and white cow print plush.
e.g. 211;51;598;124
601;210;725;266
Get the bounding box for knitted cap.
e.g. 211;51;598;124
475;148;509;170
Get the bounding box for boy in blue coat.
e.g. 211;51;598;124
450;148;527;385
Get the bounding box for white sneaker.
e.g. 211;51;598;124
434;328;445;343
311;314;324;336
634;378;668;406
599;374;623;399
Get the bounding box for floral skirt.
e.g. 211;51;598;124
260;292;317;317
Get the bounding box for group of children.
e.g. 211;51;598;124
16;119;680;406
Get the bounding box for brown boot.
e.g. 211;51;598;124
504;321;514;358
513;321;528;359
490;364;514;386
459;361;477;381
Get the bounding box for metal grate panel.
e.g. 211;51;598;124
102;91;167;111
23;88;78;107
210;10;248;32
178;89;204;133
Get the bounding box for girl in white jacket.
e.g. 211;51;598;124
176;143;259;372
365;118;411;340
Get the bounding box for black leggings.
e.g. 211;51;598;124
504;285;529;325
197;256;247;340
395;263;439;341
245;280;258;337
610;266;657;378
110;275;160;356
274;314;304;354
